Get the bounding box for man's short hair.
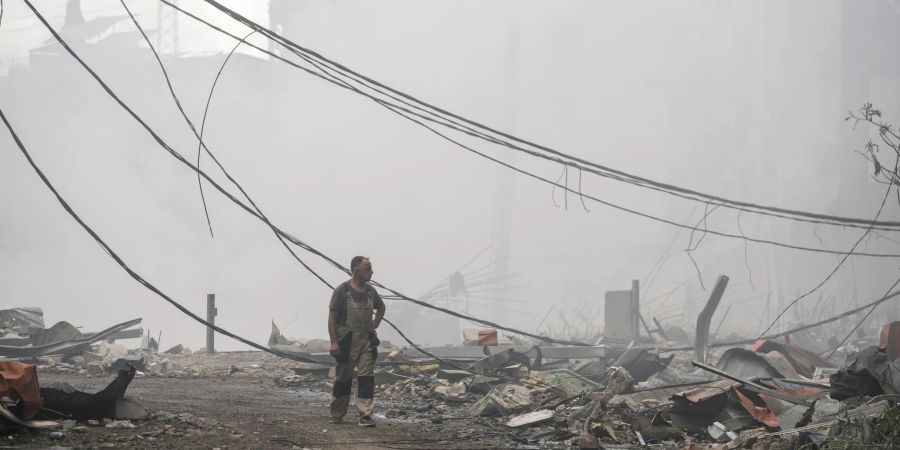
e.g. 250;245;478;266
351;256;368;272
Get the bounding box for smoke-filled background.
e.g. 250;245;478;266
1;0;899;350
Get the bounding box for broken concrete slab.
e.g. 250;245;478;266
397;363;439;376
505;409;554;428
434;382;467;402
436;369;472;382
163;344;184;355
471;384;533;416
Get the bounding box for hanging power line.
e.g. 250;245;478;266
0;106;331;367
824;273;900;360
170;1;900;341
157;0;900;260
193;29;256;238
756;150;900;338
195;0;900;232
22;0;900;359
24;0;598;348
658;282;900;352
117;0;334;291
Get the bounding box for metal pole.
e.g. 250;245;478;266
639;313;656;343
652;317;671;341
631;280;640;342
206;293;216;353
695;275;729;364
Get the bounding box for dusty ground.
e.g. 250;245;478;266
6;352;511;449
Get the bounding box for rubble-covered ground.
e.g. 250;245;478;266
10;351;507;449
4;308;900;449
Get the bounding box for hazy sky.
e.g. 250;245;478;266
2;1;899;351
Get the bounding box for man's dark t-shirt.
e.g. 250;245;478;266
329;282;384;326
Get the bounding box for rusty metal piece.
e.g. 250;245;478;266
691;361;816;407
734;389;779;428
696;275;729;364
880;321;900;361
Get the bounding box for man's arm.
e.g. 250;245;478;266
373;303;385;329
328;310;339;356
328;286;342;357
373;290;386;329
328;310;338;343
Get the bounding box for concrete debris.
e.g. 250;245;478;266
268;321;332;355
104;420;135;429
397;363;439;376
274;374;315;387
433;382;468;402
4;297;898;449
505;409;554;428
471;384;533;416
163;344;183;355
603;367;634;396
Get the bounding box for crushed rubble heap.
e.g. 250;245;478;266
2;308;900;449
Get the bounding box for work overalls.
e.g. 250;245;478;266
330;282;379;420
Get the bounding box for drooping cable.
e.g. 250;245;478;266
33;0;900;357
660;285;900;352
118;0;333;290
196;0;900;232
20;0;643;347
157;0;900;259
194;30;257;238
757;156;899;338
824;273;900;360
0;106;331;367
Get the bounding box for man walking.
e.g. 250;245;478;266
328;256;385;427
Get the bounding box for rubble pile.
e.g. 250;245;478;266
318;321;900;449
3;306;900;448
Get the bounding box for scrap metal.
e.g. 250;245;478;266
0;318;142;358
695;275;729;364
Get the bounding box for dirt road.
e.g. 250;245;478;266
8;352;508;449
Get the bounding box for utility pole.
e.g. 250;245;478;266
631;280;641;342
206;293;216;353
